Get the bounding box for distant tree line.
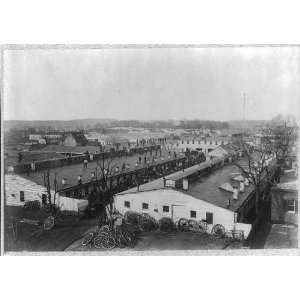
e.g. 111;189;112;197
107;120;230;130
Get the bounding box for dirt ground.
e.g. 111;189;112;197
65;230;244;252
4;213;99;252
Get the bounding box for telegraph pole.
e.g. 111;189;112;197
242;92;246;140
243;92;246;130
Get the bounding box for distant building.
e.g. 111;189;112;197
208;143;240;159
62;132;88;147
174;138;229;155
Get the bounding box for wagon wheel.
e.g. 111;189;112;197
114;230;123;248
43;216;55;231
212;224;225;237
177;218;189;231
122;229;136;247
100;234;116;250
93;233;108;249
198;221;208;234
82;232;95;246
97;225;110;234
187;219;198;232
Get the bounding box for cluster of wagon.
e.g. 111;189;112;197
81;211;244;250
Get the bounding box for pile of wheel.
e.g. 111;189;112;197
81;224;137;250
159;217;176;232
211;224;225;237
176;218;208;234
140;213;159;231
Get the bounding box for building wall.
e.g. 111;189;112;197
63;134;77;147
114;188;236;231
174;140;229;155
5;174;88;212
29;134;43;140
208;146;228;157
271;189;298;225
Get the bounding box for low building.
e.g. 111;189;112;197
5;174;88;214
114;157;254;238
208;143;240;159
174;138;229;155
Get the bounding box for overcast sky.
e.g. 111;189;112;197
3;46;299;121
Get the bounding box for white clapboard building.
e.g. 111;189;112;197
5;174;88;213
114;158;253;237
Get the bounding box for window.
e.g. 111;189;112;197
190;210;196;218
142;203;149;210
124;201;130;208
163;205;169;212
206;212;213;224
20;191;25;202
286;199;296;213
187;140;189;144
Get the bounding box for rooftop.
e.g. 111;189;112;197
15;148;177;191
273;169;298;191
184;164;255;211
118;159;255;212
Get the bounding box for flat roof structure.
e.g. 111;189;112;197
14;148;180;191
117;158;256;212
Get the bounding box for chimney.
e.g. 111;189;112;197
244;177;249;186
163;177;166;187
183;179;189;190
240;180;245;193
233;186;239;200
227;197;231;208
62;178;67;185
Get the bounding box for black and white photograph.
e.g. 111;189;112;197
1;45;298;254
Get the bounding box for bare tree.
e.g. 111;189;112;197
43;169;58;212
233;139;275;217
93;153;121;228
263;123;297;162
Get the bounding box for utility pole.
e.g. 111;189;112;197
243;92;246;130
242;92;246;140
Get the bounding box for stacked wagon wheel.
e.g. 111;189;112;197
124;211;142;225
198;221;208;234
159;217;175;232
94;232;116;250
188;219;199;232
177;218;189;231
140;213;158;231
121;228;136;248
211;224;225;237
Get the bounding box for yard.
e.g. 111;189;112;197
65;230;244;252
4;206;100;252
